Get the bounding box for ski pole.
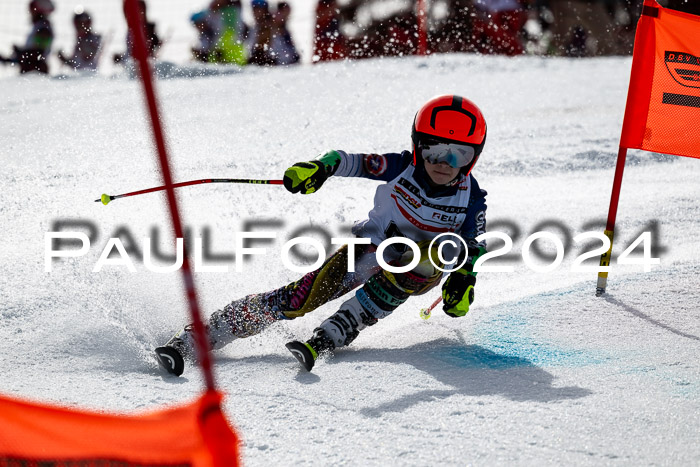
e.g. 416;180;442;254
419;296;442;320
95;178;284;205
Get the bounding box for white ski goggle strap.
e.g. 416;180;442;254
421;142;475;168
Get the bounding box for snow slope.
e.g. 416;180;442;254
1;54;699;465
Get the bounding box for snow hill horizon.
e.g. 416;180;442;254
1;52;699;465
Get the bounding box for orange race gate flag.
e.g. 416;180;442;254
0;390;239;466
620;0;700;157
596;0;700;295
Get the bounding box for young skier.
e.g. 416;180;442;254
57;10;102;72
0;0;55;74
156;94;489;375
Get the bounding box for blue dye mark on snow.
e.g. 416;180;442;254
438;314;604;369
434;341;600;370
434;345;536;370
620;363;699;399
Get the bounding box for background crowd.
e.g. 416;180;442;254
1;0;699;75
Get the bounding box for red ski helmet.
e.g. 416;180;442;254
411;95;487;176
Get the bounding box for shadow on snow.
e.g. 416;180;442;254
217;336;592;417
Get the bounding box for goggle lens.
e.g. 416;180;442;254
420;142;475;169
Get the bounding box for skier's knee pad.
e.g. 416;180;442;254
382;240;443;296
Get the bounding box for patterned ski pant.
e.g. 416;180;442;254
207;242;442;349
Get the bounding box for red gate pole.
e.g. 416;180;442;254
596;146;628;296
123;0;216;390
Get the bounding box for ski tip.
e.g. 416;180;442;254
100;194;111;205
285;341;316;372
155;346;185;376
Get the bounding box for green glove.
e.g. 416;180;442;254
441;246;486;317
442;270;476;317
283;150;341;194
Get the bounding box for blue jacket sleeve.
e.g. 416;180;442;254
332;150;413;182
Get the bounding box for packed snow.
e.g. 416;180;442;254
1;37;699;467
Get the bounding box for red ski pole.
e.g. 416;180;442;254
95;178;284;205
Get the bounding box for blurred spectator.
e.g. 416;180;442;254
369;11;418;57
270;2;300;65
548;0;624;56
432;0;475;54
390;12;419;56
314;0;348;62
247;0;276;66
58;9;102;71
613;0;640;55
0;0;55;74
190;10;217;62
114;0;162;64
471;0;529;55
209;0;247;65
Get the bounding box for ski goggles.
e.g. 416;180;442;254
419;141;475;168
